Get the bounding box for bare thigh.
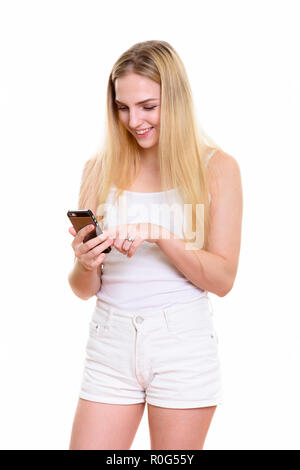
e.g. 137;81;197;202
69;398;146;450
148;403;217;450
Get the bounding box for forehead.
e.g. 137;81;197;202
114;73;160;101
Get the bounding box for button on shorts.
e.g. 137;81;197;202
79;295;222;408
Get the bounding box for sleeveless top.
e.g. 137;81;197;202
96;149;217;313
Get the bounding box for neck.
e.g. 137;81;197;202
139;147;159;171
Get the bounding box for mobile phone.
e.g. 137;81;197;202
67;209;111;254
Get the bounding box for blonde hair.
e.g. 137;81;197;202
78;40;223;250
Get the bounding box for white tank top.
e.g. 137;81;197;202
96;149;217;313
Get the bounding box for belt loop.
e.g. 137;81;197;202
100;304;114;329
207;297;213;314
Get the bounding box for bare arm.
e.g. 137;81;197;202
68;259;102;301
156;238;234;297
67;158;114;300
156;152;243;297
68;223;113;300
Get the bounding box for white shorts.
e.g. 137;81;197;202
79;295;222;408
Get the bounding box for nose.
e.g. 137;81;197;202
128;109;142;130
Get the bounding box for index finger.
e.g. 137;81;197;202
76;224;95;243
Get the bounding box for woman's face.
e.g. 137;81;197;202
114;73;161;149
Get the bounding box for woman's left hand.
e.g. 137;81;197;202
105;222;168;257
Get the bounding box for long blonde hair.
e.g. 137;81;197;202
78;40;223;251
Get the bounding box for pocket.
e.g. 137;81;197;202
88;317;110;339
166;320;219;356
164;300;217;344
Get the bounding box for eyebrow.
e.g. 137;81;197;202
115;98;159;105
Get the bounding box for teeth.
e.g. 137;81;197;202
136;127;152;135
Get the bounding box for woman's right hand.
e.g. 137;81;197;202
69;224;114;272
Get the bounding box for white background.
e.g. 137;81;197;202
0;0;299;450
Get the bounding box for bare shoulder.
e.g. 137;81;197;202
207;150;242;197
207;149;241;177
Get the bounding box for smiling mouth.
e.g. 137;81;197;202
135;127;154;136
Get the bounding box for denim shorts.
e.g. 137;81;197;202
79;295;222;408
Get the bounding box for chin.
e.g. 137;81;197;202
138;141;158;148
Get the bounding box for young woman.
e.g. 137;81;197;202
68;40;243;450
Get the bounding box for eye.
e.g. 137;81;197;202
117;106;157;111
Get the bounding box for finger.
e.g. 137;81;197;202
76;224;95;243
89;252;107;270
84;237;114;260
69;226;77;237
126;239;139;257
113;238;124;253
82;231;110;252
115;237;134;255
72;224;95;252
122;237;136;251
